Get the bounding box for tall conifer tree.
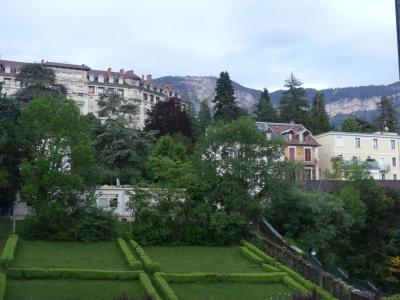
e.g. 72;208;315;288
198;100;212;133
254;88;278;122
376;96;398;131
309;92;330;134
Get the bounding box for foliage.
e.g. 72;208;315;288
254;88;278;122
144;97;192;138
279;74;309;125
308;92;331;135
0;273;4;300
239;246;264;265
15;63;67;104
325;157;372;181
212;71;242;123
153;273;178;300
0;234;18;267
117;238;143;270
376;96;398;132
198;100;212;133
341;118;376;133
138;272;161;300
130;240;160;274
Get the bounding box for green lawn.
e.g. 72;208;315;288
0;218;12;251
14;240;129;270
171;282;295;300
5;279;144;300
144;246;263;273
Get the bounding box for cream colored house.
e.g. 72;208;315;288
0;59;180;129
316;131;400;180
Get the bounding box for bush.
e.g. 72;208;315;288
262;263;280;272
0;273;5;300
241;240;277;264
138;272;161;300
283;276;309;293
129;240;160;274
153;273;179;300
117;238;142;270
6;268;141;280
239;246;263;265
0;234;18;267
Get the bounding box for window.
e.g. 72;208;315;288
98;87;105;95
394;174;397;180
98;198;108;208
108;88;114;93
143;93;148;101
5;66;10;73
352;156;358;161
15;80;21;87
338;154;343;159
4;78;11;85
88;86;95;95
288;147;296;160
304;168;313;180
373;139;378;149
335;137;344;147
391;140;396;150
156;97;160;102
382;174;385;180
118;78;123;84
304;148;312;162
393;157;397;167
355;138;360;148
109;77;114;84
98;75;104;83
117;89;124;96
150;95;154;103
16;68;21;74
89;75;94;81
288;133;293;141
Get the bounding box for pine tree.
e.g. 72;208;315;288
279;73;309;124
198;100;212;133
254;88;278;122
376;96;398;132
309;92;331;134
212;71;241;122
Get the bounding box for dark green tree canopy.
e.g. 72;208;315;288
254;88;278;122
144;97;192;138
212;71;242;123
15;63;67;104
341;118;376;133
279;73;309;124
198;100;212;133
376;96;398;132
308;92;331;134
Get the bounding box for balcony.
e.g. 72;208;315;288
379;164;390;173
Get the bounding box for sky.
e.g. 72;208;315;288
0;0;397;91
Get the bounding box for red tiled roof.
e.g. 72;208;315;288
265;122;320;146
44;61;91;70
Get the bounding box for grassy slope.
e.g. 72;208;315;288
171;282;295;300
144;246;263;273
0;219;12;251
14;240;128;270
6;279;144;300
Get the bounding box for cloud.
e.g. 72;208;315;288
0;0;397;91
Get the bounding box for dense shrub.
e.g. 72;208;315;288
129;240;160;274
283;276;309;293
262;263;280;272
7;268;141;280
241;240;277;264
117;238;142;270
0;234;18;267
0;273;5;300
153;273;179;300
23;206;117;242
239;246;263;265
138;272;161;300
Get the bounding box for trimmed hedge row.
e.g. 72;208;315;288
0;273;5;300
0;234;18;268
239;246;264;265
153;272;179;300
261;263;280;272
160;272;288;284
283;275;309;293
7;268;142;280
241;240;277;265
129;240;160;274
138;272;162;300
117;238;142;270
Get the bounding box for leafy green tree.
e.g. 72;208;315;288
308;92;331;134
279;74;309;124
325;157;371;181
254;88;278;122
144;97;192;138
341;118;361;132
198;100;212;133
212;71;242;123
376;96;398;132
15;63;67;104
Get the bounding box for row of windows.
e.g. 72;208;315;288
340;155;397;167
336;137;396;150
288;147;312;162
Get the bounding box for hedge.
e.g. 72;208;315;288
7;268;142;280
138;272;161;300
283;275;309;293
117;238;142;270
275;262;336;300
0;234;18;268
262;263;280;272
0;273;5;300
129;240;160;274
241;240;277;265
239;246;264;265
153;272;179;300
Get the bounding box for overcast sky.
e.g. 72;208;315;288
0;0;397;91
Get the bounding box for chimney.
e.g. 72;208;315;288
41;59;45;64
146;74;152;82
141;74;144;80
120;69;124;74
107;68;112;77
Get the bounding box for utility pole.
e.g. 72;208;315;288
396;0;400;78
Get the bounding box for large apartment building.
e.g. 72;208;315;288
0;59;180;128
257;122;320;180
316;131;400;180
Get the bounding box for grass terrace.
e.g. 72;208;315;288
143;246;264;273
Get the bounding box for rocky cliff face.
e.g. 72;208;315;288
154;76;400;126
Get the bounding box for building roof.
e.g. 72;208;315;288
88;69;141;80
315;131;400;139
257;122;320;146
44;61;91;70
0;59;26;75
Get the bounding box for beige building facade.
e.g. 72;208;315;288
0;59;180;128
316;131;400;180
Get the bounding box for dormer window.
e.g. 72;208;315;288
288;133;293;141
118;78;123;84
98;75;104;83
16;68;21;74
109;77;114;84
89;75;94;81
298;132;304;142
5;66;11;73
